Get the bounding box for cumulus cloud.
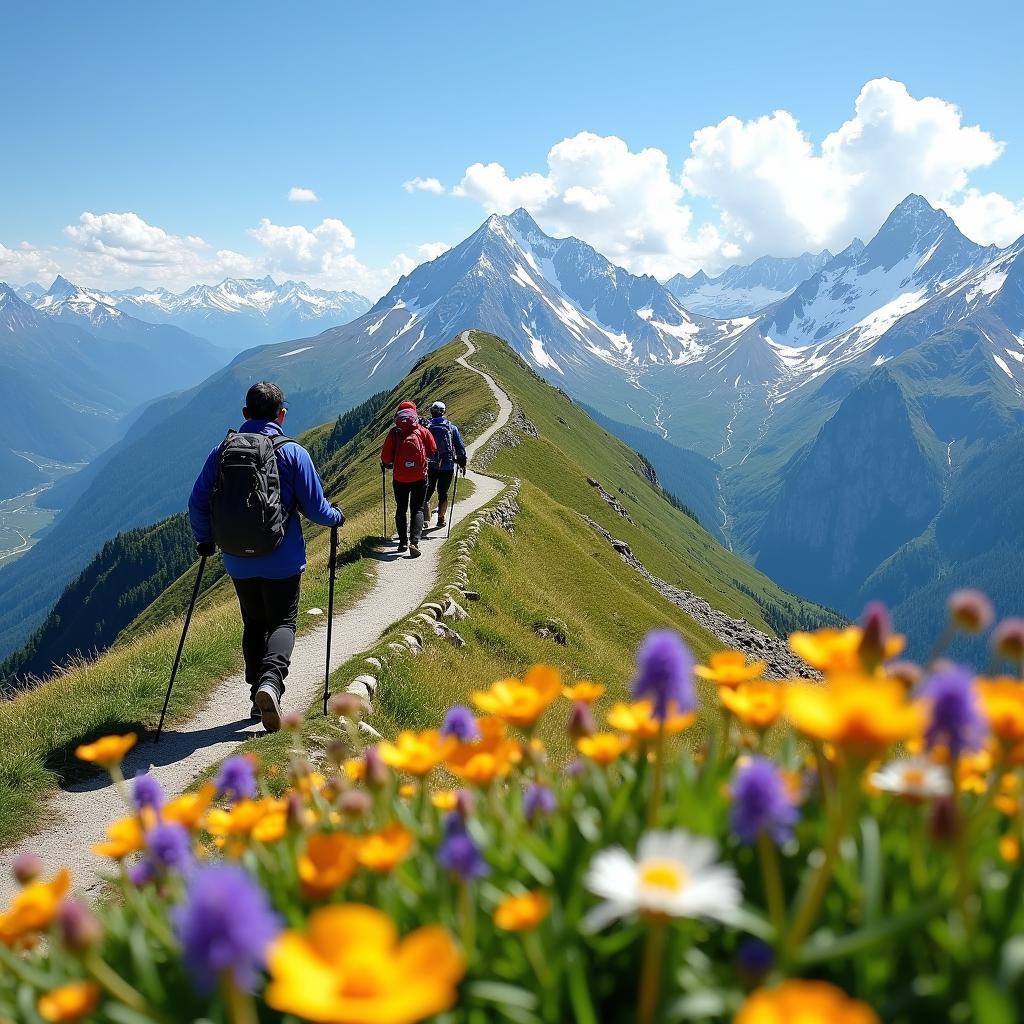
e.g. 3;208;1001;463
417;241;450;261
439;78;1023;275
403;176;445;194
0;241;61;284
287;186;319;202
65;211;207;267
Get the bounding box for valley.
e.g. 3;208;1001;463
0;454;82;565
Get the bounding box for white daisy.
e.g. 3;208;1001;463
582;829;742;932
869;756;952;799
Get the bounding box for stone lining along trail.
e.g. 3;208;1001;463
0;331;512;898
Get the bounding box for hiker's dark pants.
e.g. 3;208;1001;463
393;479;427;544
423;468;455;518
232;574;301;701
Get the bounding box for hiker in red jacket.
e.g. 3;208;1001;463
380;401;436;558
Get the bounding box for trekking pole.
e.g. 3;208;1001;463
322;525;338;716
155;555;207;743
381;465;388;538
446;468;461;539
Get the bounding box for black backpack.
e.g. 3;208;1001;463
210;431;294;556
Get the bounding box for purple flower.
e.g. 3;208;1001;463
215;756;257;802
735;937;775;982
173;865;280;992
920;665;986;759
730;757;798;846
437;815;488;879
632;629;695;720
133;771;164;812
441;706;480;742
523;783;556;823
147;822;193;871
127;859;157;888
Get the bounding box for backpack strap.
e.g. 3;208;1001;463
271;435;294;450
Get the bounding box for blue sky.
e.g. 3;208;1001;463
3;0;1023;297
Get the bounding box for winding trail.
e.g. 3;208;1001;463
0;332;512;898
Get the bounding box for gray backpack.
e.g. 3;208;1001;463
210;431;293;556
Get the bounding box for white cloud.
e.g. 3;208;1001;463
940;189;1024;247
417;241;449;261
0;241;61;285
65;211;207;267
403;176;445;195
287;186;319;202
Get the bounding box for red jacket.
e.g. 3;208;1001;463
381;423;436;483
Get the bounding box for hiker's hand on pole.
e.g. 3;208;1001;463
196;541;216;557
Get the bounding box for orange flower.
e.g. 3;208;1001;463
494;891;549;931
695;651;767;687
445;717;522;785
37;981;100;1022
358;824;414;873
736;979;879;1024
378;730;455;776
606;699;695;741
206;798;286;855
0;868;71;946
161;783;216;829
471;665;562;727
298;832;359;898
343;757;366;782
92;816;145;860
789;626;904;675
719;681;784;729
977;678;1024;750
431;790;458;811
562;681;606;703
999;835;1021;863
266;905;465;1024
785;676;926;756
576;732;631;765
253;811;288;844
74;733;136;767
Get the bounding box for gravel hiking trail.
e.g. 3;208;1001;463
0;332;512;898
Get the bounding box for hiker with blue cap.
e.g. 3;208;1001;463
422;400;467;530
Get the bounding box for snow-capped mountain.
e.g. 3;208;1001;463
13;282;46;302
108;276;371;352
34;275;130;331
665;250;834;317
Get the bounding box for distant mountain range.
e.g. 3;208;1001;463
2;196;1021;661
664;249;835;317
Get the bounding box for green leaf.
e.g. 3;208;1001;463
565;948;598;1024
466;981;540;1010
860;815;883;926
968;977;1015;1024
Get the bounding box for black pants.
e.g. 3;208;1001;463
423;468;455;516
232;574;301;700
393;479;427;544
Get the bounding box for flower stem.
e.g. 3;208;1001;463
757;831;787;940
637;917;668;1024
459;880;476;961
222;973;259;1024
85;952;166;1023
647;721;666;827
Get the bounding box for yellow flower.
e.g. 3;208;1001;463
695;651;767;688
298;832;359;899
74;733;136;767
162;782;215;829
92;816;145;860
785;676;926;756
358;824;414;873
378;730;455;776
471;664;562;727
0;868;71;946
445;717;522;785
343;757;366;782
431;790;458;811
977;678;1024;749
253;811;288;844
266;904;465;1024
736;980;879;1024
562;681;606;703
789;626;904;674
999;835;1021;863
206;798;286;855
494;891;549;931
37;981;101;1022
576;732;631;765
606;700;695;741
719;681;784;729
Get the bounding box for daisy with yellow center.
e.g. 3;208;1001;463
298;832;360;899
0;868;71;946
785;676;926;756
378;730;455;776
583;829;740;931
695;651;767;688
868;756;952;800
471;664;562;728
74;733;136;768
606;700;695;741
736;979;880;1024
266;904;465;1024
37;981;101;1023
719;681;784;729
494;891;550;931
562;681;606;703
576;732;632;765
789;626;904;674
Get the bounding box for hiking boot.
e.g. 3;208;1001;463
250;701;261;721
397;541;408;553
255;683;282;733
409;541;422;558
436;517;446;529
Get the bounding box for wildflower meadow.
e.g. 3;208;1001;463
3;591;1024;1022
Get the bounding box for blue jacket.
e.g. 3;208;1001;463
189;420;343;580
426;416;467;472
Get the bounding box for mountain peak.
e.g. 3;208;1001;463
47;275;79;298
503;207;543;235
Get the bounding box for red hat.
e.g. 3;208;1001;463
397;401;418;412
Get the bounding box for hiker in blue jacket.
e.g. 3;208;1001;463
422;401;467;530
189;381;344;732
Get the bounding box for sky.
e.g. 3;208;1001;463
3;0;1024;299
